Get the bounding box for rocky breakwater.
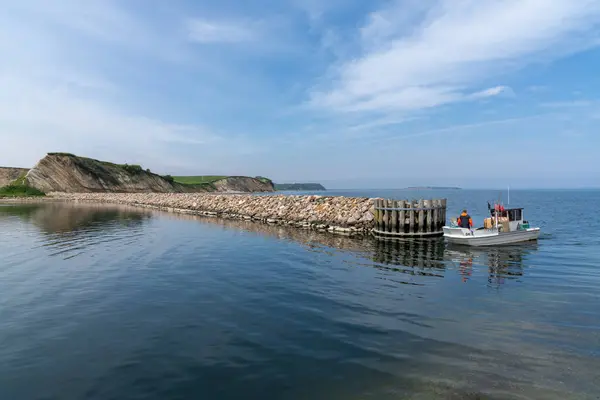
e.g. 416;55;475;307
48;193;376;235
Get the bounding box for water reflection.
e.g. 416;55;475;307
158;211;538;287
2;202;597;399
1;202;538;285
0;202;151;260
447;243;538;287
370;238;446;269
0;202;150;233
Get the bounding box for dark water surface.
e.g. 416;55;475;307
1;189;599;399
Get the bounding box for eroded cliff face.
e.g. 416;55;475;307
212;176;274;192
26;154;179;193
0;167;29;187
23;154;275;193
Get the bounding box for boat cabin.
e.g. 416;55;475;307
490;207;529;231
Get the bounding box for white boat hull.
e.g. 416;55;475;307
443;226;540;246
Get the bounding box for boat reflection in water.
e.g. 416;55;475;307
2;202;539;287
446;243;539;287
146;209;541;287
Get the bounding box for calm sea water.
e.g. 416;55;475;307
1;189;599;400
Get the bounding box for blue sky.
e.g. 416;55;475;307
1;0;599;189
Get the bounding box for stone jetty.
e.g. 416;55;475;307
47;193;376;235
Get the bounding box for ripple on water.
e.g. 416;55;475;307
0;195;599;400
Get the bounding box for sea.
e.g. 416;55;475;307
1;189;599;400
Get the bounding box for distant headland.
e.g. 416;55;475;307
275;183;326;191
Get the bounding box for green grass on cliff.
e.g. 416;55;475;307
47;153;177;183
45;154;269;189
173;176;228;184
0;184;45;198
173;176;273;185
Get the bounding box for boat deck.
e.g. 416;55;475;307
443;226;541;246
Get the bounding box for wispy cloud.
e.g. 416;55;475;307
0;1;242;173
1;0;599;187
310;0;600;115
0;75;223;169
471;86;515;99
186;18;258;43
381;114;548;141
347;116;419;132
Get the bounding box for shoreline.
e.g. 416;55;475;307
1;193;376;236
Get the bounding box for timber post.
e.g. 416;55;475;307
372;197;447;238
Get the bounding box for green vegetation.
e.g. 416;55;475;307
173;176;228;184
11;171;29;186
47;152;76;157
0;184;45;198
46;153;183;185
255;176;274;185
119;164;144;174
48;153;148;175
162;175;175;183
45;154;272;190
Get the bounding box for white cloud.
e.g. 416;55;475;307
186;18;258;43
310;0;600;114
471;86;514;99
3;0;182;62
0;75;222;170
0;1;231;172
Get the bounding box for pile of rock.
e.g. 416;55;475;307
48;193;376;235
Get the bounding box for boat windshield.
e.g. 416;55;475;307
508;209;522;221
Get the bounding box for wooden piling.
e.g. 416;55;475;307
424;199;431;233
441;198;447;226
391;200;398;233
398;200;405;234
386;200;394;232
433;199;441;232
375;199;383;231
372;197;447;238
409;202;415;233
417;199;425;232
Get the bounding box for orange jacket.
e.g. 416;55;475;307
457;212;473;228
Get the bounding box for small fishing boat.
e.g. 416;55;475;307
443;203;541;247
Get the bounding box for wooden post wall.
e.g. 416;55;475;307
372;198;447;238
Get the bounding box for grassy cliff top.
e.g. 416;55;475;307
173;176;273;185
45;154;272;190
173;176;228;184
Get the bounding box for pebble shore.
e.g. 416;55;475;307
46;192;377;235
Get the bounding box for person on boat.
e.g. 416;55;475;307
457;210;473;229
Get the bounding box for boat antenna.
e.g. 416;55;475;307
508;185;510;205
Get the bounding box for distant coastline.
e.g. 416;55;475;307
275;183;326;191
404;186;462;190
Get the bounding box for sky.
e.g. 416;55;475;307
1;0;599;189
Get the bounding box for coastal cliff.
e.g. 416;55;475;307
22;153;274;194
25;153;179;193
0;167;29;187
211;176;274;192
